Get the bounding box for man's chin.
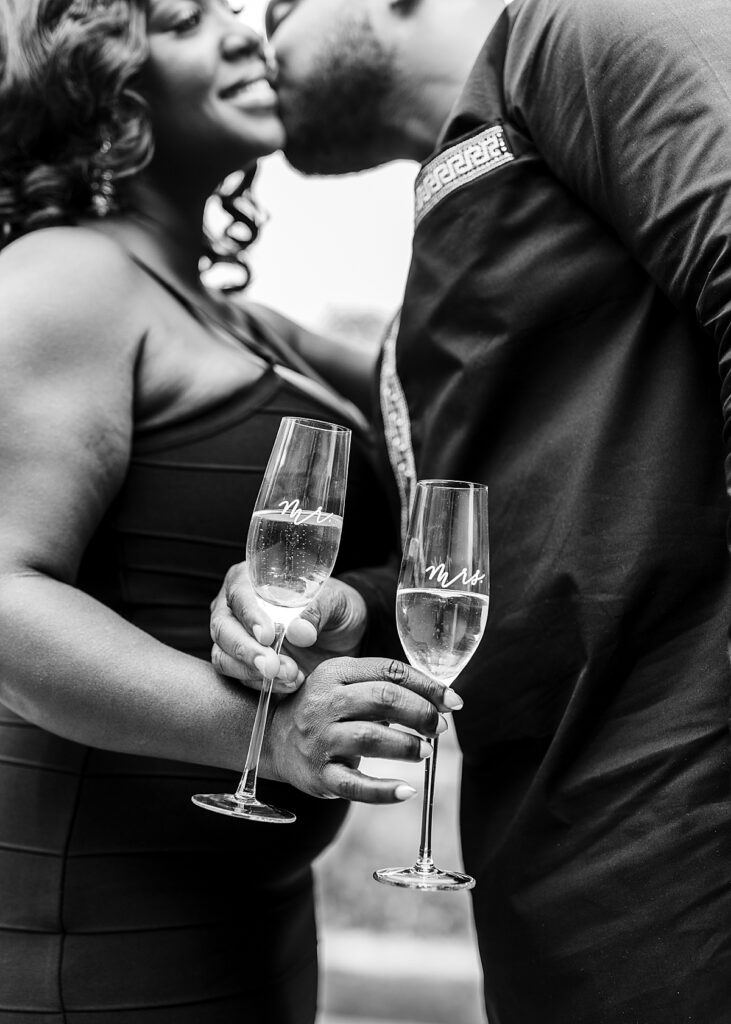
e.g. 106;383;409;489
282;139;382;176
279;144;326;175
281;153;356;176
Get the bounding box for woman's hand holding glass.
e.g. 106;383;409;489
195;416;354;822
258;654;458;804
210;563;369;691
209;563;464;804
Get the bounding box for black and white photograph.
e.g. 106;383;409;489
0;0;729;1022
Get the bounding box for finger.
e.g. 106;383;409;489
289;583;345;645
332;679;450;738
322;656;464;713
211;603;303;682
328;722;433;763
292;579;368;659
210;608;267;672
321;762;418;804
224;563;276;646
211;644;304;693
285;616;318;648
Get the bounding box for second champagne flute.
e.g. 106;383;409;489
374;479;489;889
193;416;351;823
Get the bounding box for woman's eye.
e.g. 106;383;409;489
173;6;203;32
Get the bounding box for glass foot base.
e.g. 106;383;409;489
373;865;475;891
191;793;296;824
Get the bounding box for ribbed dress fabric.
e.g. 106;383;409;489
0;363;391;1022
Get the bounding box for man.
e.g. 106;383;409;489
215;0;731;1020
264;0;503;172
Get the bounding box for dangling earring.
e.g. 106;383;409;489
90;135;115;218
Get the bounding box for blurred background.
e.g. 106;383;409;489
239;4;487;1022
246;152;418;354
313;731;486;1024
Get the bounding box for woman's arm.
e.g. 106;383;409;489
0;229;242;764
0;230;448;801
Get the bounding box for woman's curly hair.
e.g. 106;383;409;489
202;167;263;293
0;0;152;244
0;0;263;290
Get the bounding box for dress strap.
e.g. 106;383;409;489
128;254;278;367
129;253;369;433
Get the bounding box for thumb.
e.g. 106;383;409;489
288;579;367;653
285;614;319;648
283;586;337;647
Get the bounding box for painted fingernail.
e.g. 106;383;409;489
253;655;267;675
253;624;264;644
444;689;464;710
394;784;417;801
436;715;449;735
419;740;433;759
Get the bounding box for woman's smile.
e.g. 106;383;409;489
219;74;278;111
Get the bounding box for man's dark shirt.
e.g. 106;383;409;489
358;0;731;1019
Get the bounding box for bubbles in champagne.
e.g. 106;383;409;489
397;588;489;684
247;508;343;615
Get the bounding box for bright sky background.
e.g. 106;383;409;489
239;0;419;340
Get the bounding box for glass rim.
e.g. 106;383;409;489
416;478;488;492
281;416;351;434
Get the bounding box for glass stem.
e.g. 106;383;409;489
415;734;440;873
235;622;286;804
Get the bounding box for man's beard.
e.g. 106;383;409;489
277;14;397;175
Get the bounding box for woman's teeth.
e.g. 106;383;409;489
225;79;276;105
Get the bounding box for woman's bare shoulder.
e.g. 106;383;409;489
0;226;145;360
1;225;137;282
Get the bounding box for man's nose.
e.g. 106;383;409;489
265;0;295;40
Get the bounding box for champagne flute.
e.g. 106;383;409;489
374;479;489;889
193;416;351;823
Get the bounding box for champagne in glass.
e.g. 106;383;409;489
374;479;489;889
193;417;351;823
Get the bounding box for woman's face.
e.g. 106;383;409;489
142;0;285;180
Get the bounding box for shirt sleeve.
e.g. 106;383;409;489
338;559;402;660
503;0;731;463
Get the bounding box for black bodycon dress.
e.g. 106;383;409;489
0;337;392;1021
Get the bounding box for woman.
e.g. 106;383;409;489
0;1;458;1020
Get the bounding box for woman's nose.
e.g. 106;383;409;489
221;25;265;63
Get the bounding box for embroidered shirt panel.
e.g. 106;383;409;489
379;311;416;544
414;124;515;229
